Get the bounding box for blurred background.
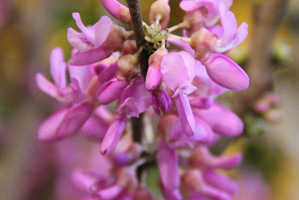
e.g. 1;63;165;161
0;0;298;199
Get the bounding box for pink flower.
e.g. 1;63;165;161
36;48;72;102
67;13;112;51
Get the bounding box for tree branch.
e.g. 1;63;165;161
125;0;150;143
125;0;150;77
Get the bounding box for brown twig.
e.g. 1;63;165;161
212;0;289;155
125;0;150;77
125;0;150;143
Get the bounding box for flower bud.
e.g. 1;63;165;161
122;40;138;55
190;28;217;61
102;24;127;51
183;10;204;36
146;48;167;90
101;0;131;25
117;54;140;81
149;0;170;29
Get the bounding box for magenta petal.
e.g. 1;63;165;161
153;88;172;115
100;117;126;156
178;51;196;81
72;13;93;42
195;103;244;137
161;187;182;200
204;53;249;91
81;115;109;141
169;117;209;148
161;52;190;92
117;97;139;118
72;170;99;192
49;48;66;89
180;0;204;11
157;139;179;190
168;37;195;56
96;78;128;105
203;169;238;195
38;102;94;141
69;65;92;94
175;92;196;136
120;76;153;113
101;0;131;24
69;46;112;66
188;193;205;200
36;73;60;98
93;16;112;47
67;27;91;50
98;62;118;83
96;185;124;199
218;2;237;47
213;153;243;170
145;66;162;91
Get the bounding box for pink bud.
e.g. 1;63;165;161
190;28;217;61
146;66;162;90
101;0;131;25
149;0;170;29
146;48;167;90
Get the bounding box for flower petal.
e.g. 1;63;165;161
50;47;67;89
195;103;244;137
97;78;128;105
38;102;94;141
69;46;112;66
175;92;196;136
93;16;112;48
120;76;153;113
157;139;179;190
203;169;238;195
100;117;126;155
36;73;60;98
204;53;249;91
161;52;191;92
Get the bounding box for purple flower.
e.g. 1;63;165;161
213;2;248;52
67;13;112;51
161;51;200;136
36;48;72;102
180;0;233;27
100;76;153;155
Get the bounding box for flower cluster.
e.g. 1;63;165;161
36;0;249;199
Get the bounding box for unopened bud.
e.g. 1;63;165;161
146;48;168;90
190;28;217;61
102;24;127;51
122;40;138;55
149;0;170;29
117;54;140;81
183;10;204;36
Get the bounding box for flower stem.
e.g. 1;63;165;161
125;0;150;78
125;0;149;143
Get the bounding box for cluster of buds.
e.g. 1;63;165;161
36;0;249;199
253;92;282;123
